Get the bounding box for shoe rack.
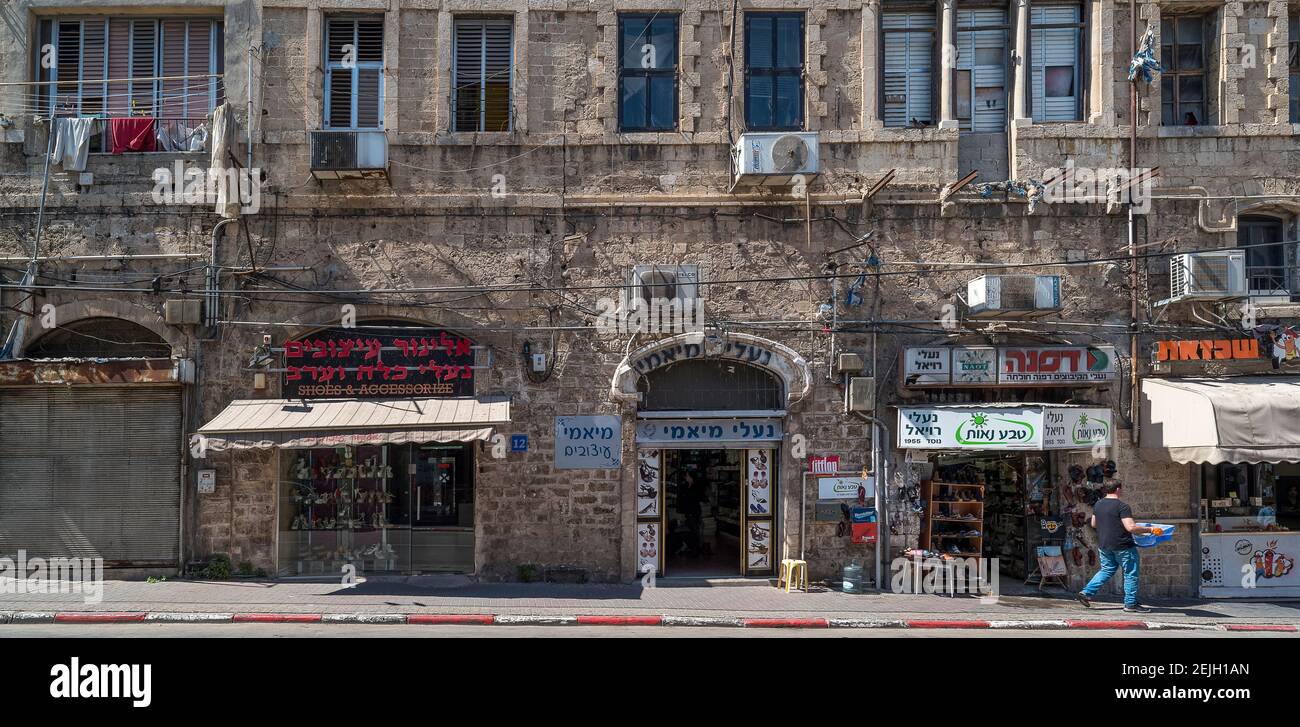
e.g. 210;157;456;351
922;467;985;559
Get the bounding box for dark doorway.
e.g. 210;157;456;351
664;449;742;576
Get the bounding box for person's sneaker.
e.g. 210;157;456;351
1074;592;1091;608
1123;604;1153;614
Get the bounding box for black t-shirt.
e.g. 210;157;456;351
1093;497;1136;551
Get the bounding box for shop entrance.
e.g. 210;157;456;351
663;449;743;576
922;452;1055;581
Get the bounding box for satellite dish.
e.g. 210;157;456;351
770;134;809;173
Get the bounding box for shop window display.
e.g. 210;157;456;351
279;443;475;575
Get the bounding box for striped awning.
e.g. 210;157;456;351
196;396;510;451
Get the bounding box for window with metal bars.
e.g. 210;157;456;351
1028;4;1084;122
618;14;679;132
1160;14;1208;126
744;12;804;131
882;11;935;128
324;16;384;129
1290;15;1299;123
34;17;224;120
453;17;513;133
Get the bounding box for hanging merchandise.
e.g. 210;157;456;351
850;506;878;544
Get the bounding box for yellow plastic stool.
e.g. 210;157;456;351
778;558;809;593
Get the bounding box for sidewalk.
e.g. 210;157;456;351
3;578;1300;630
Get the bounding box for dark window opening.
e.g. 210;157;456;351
745;12;804;131
638;360;784;411
619;14;679;132
1161;15;1207;126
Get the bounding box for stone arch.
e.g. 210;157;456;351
19;298;187;357
610;331;811;406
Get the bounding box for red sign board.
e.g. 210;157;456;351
809;455;840;476
283;327;475;399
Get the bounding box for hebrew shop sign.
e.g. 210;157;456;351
902;345;1117;387
282;328;475;399
898;406;1114;450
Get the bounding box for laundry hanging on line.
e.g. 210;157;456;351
49;117;97;172
110;117;157;154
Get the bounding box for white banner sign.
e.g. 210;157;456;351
818;476;876;500
898;406;1113;451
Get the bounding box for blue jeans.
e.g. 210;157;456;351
1080;547;1140;607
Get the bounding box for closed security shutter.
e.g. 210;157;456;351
1030;6;1081;122
883;12;935;127
956;10;1008;132
0;387;181;565
454;17;514;132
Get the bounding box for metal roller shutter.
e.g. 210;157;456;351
0;387;181;565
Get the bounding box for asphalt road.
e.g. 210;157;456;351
2;624;1296;637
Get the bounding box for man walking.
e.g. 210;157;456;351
1075;480;1156;613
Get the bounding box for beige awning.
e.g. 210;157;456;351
1141;377;1300;464
197;396;510;451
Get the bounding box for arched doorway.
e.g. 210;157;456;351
0;317;181;568
632;358;787;578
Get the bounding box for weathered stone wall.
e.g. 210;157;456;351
1;1;1297;596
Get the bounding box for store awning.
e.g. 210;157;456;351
196;396;511;451
1141;377;1300;464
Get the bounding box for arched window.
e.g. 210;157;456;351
25;317;170;358
637;359;784;411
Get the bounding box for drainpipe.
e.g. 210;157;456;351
1128;0;1141;445
207;219;237;330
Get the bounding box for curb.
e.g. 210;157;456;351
231;613;322;623
53;612;147;623
744;617;828;628
407;614;494;625
6;612;1300;631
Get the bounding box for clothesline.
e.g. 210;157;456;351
0;73;222;87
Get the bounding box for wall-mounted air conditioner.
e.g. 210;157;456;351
1169;251;1247;301
310;130;388;180
629;265;701;308
164;299;203;326
966;275;1062;318
731;132;820;189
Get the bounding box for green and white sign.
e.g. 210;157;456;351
898;406;1113;451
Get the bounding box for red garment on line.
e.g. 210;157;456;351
110;117;156;153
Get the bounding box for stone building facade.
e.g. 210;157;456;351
1;0;1299;598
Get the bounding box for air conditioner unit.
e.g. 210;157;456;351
731;132;820;188
310;130;388;180
966;275;1062;318
1169;251;1247;301
848;376;876;412
164;299;203;326
629;265;701;308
